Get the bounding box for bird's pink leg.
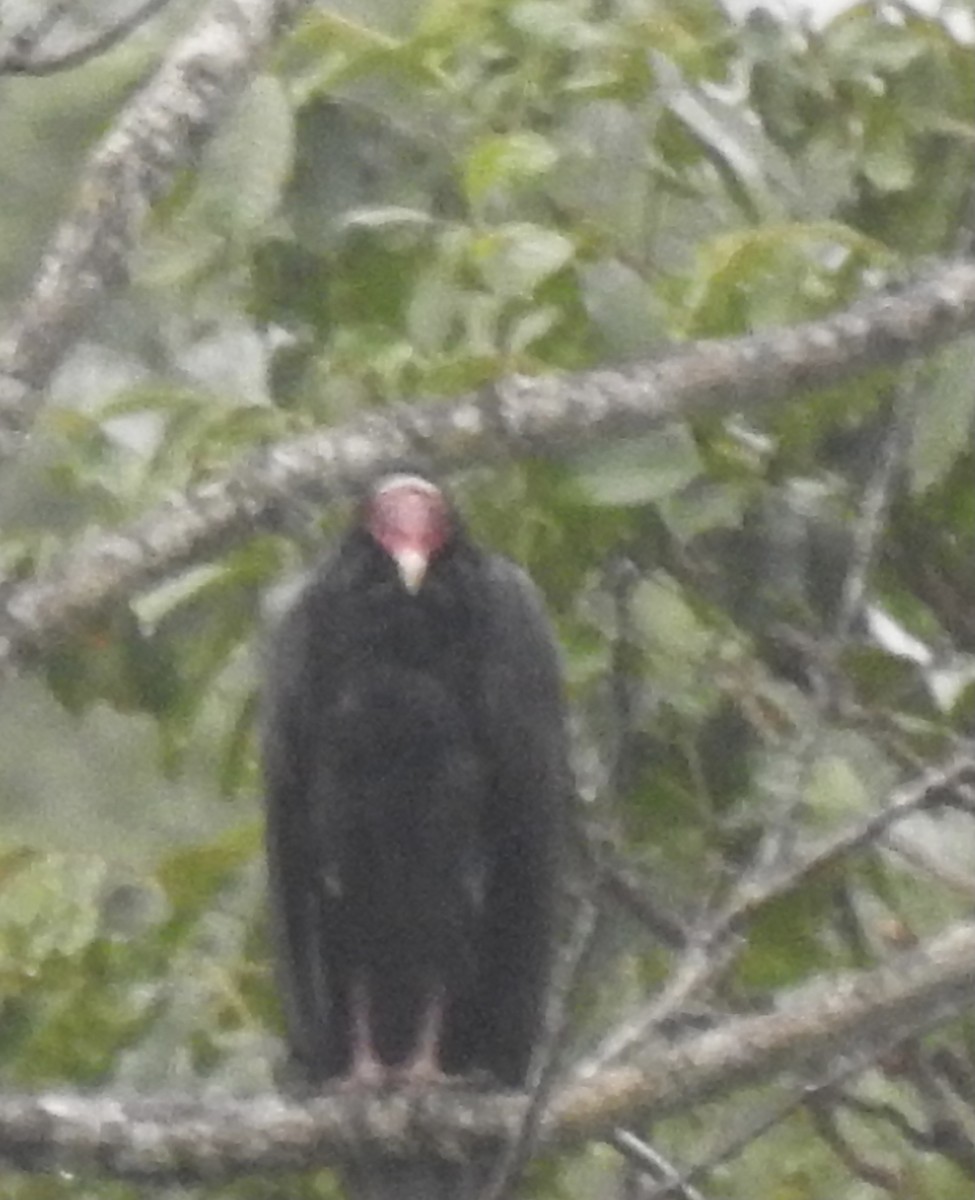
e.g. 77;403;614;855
344;977;386;1087
398;984;448;1084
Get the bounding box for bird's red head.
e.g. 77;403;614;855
365;474;452;593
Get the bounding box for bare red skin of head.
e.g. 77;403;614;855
365;476;451;586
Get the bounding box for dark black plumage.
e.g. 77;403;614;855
262;473;568;1192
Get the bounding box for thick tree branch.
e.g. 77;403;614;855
1;258;974;676
0;0;310;456
2;916;975;1182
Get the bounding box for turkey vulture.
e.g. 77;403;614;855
262;472;568;1109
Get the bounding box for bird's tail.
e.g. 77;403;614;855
341;1153;490;1200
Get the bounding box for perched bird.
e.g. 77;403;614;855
261;471;568;1194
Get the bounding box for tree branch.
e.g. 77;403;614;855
0;0;310;457
2;916;975;1182
2;257;975;676
573;748;975;1079
0;0;175;76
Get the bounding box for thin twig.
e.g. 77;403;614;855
643;1034;931;1197
478;893;600;1200
886;827;975;902
894;1043;975;1174
807;1101;903;1194
644;1090;805;1199
741;398;909;880
0;0;174;75
575;931;740;1082
927;1045;975;1110
576;749;975;1079
734;748;975;919
610;1130;711;1200
831;398;909;645
572;798;689;950
0;0;72;64
831;1090;934;1153
595;401;913;1082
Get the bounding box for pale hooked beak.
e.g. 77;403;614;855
394;548;428;594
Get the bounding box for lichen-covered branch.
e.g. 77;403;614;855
1;257;974;676
0;0;310;457
1;916;975;1183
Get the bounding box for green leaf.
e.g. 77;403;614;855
862;118;914;193
579;259;663;356
737;884;836;989
681;222;886;336
806;753;869;822
43;609;180;720
132;565;227;634
218;693;260;800
473;224;575;298
908;336;975;494
193;74;294;236
630;574;716;673
463;132;558;206
572;427;703;507
156;826;261;921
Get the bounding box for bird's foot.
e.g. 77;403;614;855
394;1057;451;1088
340;1056;389;1090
